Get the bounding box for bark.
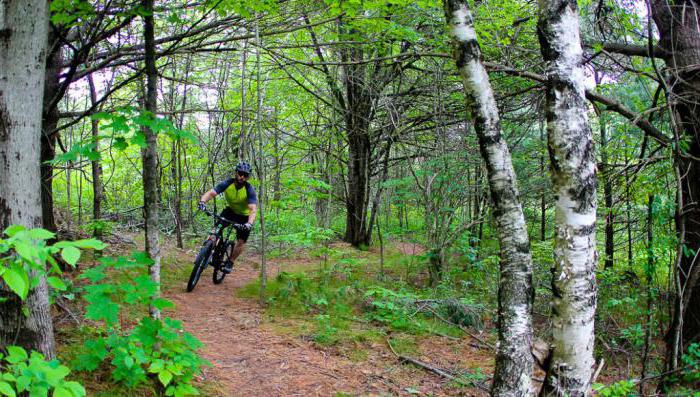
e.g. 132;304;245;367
88;74;103;239
0;0;55;358
538;0;598;394
650;0;700;361
342;44;373;247
443;2;534;395
599;111;614;269
142;0;161;320
40;28;63;233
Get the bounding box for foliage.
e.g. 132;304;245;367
0;225;105;301
0;227;98;396
72;252;206;396
0;346;86;397
593;379;636;397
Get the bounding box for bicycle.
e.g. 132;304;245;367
187;208;245;292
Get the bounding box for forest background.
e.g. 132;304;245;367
1;0;699;395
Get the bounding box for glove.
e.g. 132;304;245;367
243;222;253;231
198;201;207;211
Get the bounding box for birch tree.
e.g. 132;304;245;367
443;1;534;394
538;0;598;394
0;0;56;357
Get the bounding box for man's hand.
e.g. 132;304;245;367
243;222;253;231
198;201;207;211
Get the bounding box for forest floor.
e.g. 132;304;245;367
158;240;493;396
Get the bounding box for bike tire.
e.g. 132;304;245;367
187;240;214;292
212;244;227;284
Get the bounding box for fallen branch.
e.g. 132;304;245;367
426;307;495;351
386;338;490;392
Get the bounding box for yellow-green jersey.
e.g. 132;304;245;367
213;179;258;216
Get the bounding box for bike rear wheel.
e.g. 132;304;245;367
187;240;214;292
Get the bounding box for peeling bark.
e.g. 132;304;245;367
443;1;534;395
0;0;55;358
538;0;598;394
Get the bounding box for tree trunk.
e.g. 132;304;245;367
0;0;55;358
88;74;103;239
538;0;598;394
599;111;614;269
444;2;534;394
342;72;372;246
142;0;161;320
40;28;63;233
650;0;700;361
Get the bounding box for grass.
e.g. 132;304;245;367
235;240;493;368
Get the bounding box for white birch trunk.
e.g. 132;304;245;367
538;0;598;394
443;2;534;395
0;0;55;358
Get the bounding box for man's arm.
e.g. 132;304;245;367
200;189;217;204
247;203;257;224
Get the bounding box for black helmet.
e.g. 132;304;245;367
235;161;253;175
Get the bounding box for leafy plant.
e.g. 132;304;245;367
0;225;105;300
0;346;86;397
593;379;636;397
73;252;207;396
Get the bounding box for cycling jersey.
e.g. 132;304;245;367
213;179;258;216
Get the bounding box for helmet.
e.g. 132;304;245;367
235;161;253;175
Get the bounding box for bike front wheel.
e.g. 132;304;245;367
187;239;214;292
212;244;228;284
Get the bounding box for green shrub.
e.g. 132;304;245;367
73;252;207;396
0;346;85;397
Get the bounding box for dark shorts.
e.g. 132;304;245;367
218;207;251;242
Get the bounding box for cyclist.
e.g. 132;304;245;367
198;161;257;274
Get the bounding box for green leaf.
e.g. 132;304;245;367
113;137;128;150
131;131;147;148
153;298;174;310
52;386;71;397
61;246;81;266
71;239;106;250
5;346;28;364
2;267;28;300
47;276;67;291
3;225;25;237
64;382;85;397
158;370;173;386
27;229;56;240
0;381;16;397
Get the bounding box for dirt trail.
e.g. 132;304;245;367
167;256;387;396
166;253;490;396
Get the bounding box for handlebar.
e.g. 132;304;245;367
200;208;246;230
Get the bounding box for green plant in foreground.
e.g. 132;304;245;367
0;346;86;397
0;225;105;301
74;252;206;396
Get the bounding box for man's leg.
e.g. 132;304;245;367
224;239;246;273
231;239;246;261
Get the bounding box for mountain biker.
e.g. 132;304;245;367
198;161;257;274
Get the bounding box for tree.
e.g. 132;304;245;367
142;0;161;320
648;0;700;370
443;1;534;394
538;0;598;393
0;0;56;358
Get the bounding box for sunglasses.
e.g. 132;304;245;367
236;171;250;178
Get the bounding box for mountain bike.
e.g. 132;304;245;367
187;208;245;292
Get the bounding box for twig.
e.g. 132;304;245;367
55;300;81;325
386;338;457;380
427;307;495;350
591;358;605;384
